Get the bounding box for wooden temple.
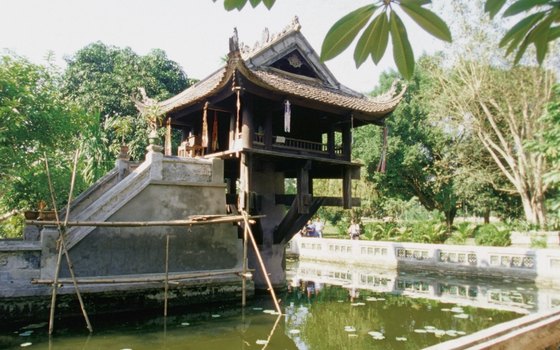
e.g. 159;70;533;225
152;18;404;287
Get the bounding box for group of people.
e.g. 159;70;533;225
299;217;361;240
301;217;324;238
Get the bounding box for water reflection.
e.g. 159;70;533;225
2;261;558;349
287;259;560;315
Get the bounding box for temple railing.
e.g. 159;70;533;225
253;134;343;156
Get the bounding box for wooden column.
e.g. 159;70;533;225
241;94;254;149
327;128;335;158
164;117;172;156
264;110;273;149
343;166;352;209
297;161;312;214
342;121;352;161
239;153;251;211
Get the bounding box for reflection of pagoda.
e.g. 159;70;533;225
155;18;404;288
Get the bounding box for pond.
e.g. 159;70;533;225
2;260;557;350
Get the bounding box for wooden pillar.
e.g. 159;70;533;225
229;113;236;150
239;153;251;211
264;110;273;149
297;161;312;214
241;94;254;149
342;121;352;161
343;166;352;209
164;117;172;156
327;128;335;158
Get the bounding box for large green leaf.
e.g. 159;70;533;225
503;0;551;17
531;14;556;64
223;0;248;11
249;0;260;7
484;0;508;19
354;13;389;67
262;0;275;9
320;4;377;62
499;11;546;49
549;26;560;41
399;2;452;42
390;11;415;80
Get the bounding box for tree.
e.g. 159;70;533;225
62;42;191;162
436;62;554;226
355;56;461;229
0;54;92;213
214;0;559;79
528;84;560;226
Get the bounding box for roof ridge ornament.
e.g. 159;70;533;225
240;16;302;57
229;27;240;53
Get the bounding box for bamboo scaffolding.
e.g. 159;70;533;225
33;269;249;285
241;211;282;315
45;151;92;334
26;215;264;228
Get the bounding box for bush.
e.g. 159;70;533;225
446;222;477;245
0;214;24;239
474;224;511;246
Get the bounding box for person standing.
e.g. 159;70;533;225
314;217;324;238
348;219;360;240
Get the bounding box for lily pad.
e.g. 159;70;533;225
289;329;300;334
20;343;32;348
454;313;469;319
414;329;427;333
395;337;407;341
256;339;268;345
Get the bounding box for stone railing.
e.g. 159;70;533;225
287;237;560;286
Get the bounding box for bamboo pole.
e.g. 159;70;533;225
45;151;92;334
241;211;281;315
164;234;170;317
33;269;249;284
26;215;264;228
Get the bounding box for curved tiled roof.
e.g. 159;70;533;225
158;52;404;121
157;21;404;121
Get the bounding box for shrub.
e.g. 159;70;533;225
474;224;511;246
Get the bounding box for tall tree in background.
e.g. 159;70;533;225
355;56;461;229
437;62;554;227
62;42;191;164
0;54;92;213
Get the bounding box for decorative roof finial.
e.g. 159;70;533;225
229;27;239;52
291;16;301;31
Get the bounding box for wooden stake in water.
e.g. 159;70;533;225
241;211;281;314
45;150;92;334
242;221;248;306
164;234;170;317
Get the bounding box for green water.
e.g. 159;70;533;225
0;280;524;350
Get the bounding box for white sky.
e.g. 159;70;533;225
0;0;444;93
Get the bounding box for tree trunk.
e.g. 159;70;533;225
483;209;490;224
444;206;457;232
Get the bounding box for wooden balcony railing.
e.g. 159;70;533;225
253;134;343;156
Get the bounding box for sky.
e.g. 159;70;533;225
0;0;444;93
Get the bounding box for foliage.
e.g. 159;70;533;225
530;234;548;249
528;84;560;225
485;0;560;64
62;42;190;161
355;56;460;228
446;221;477;244
474;223;511;246
215;0;558;79
436;60;554;227
0;214;24;239
0;54;92;212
